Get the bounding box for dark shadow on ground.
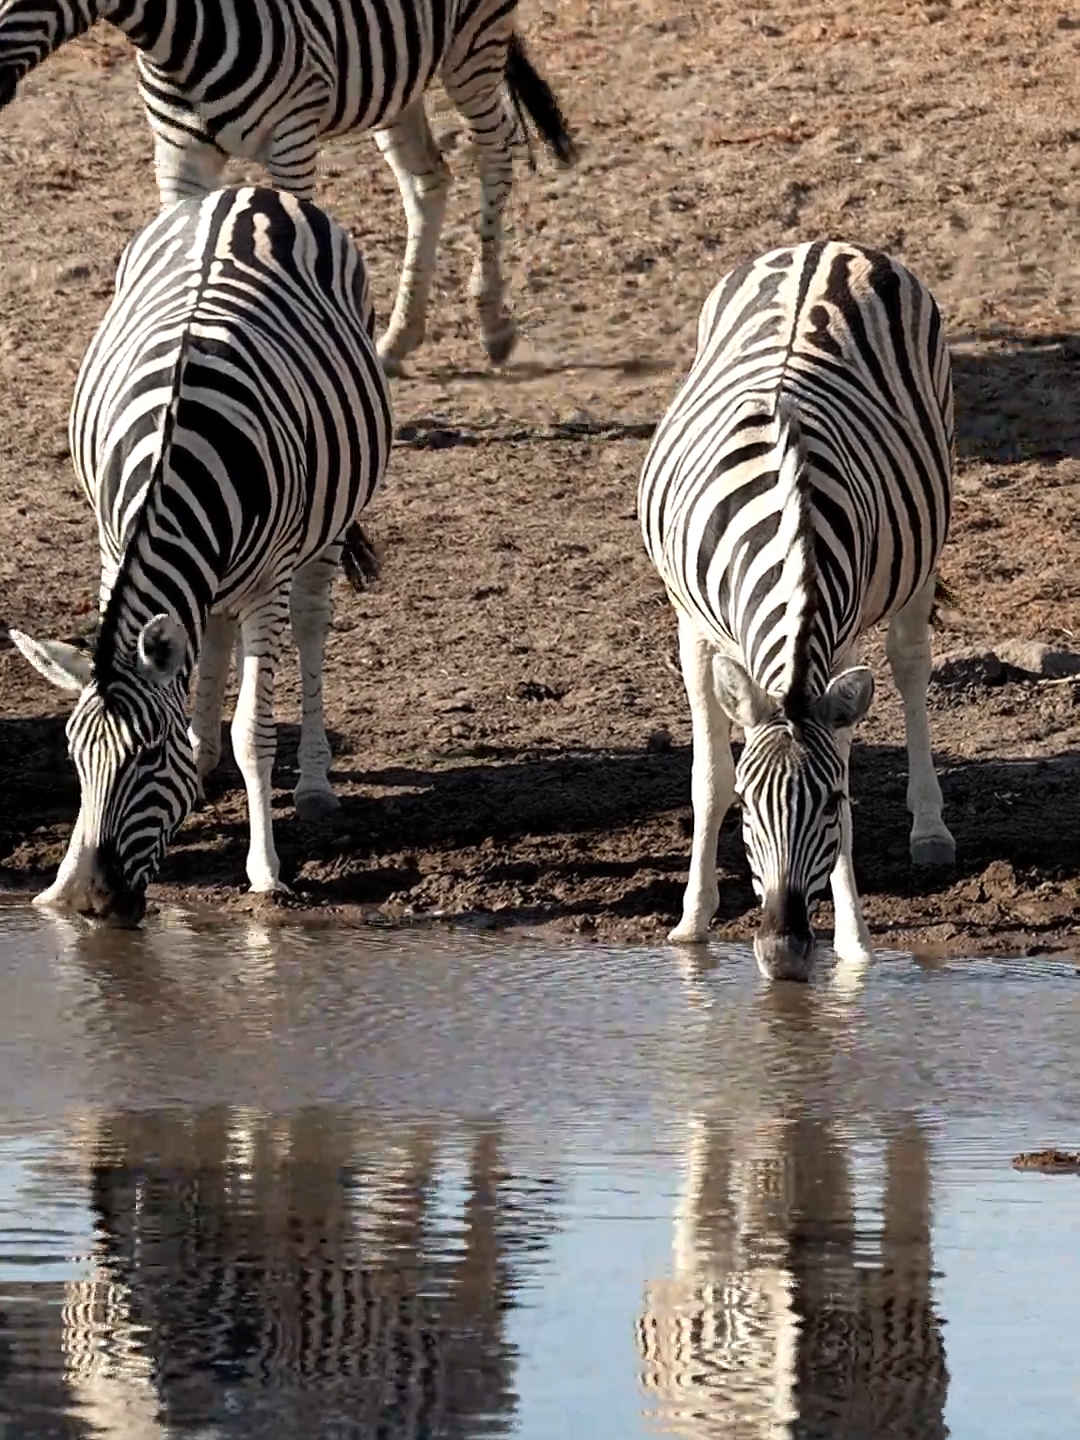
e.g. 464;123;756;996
951;330;1080;464
7;714;1080;936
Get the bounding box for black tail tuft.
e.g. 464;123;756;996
505;32;578;170
340;522;383;592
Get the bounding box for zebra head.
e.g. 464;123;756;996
0;0;110;107
715;656;875;982
10;614;197;925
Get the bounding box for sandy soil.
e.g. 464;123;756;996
5;0;1080;958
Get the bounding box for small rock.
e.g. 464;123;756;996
996;639;1080;679
931;647;1004;688
512;679;566;703
646;726;673;753
1012;1149;1080;1174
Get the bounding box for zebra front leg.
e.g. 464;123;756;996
233;594;290;895
289;551;340;823
886;576;956;867
442;76;517;364
827;720;875;970
189;611;237;802
669;616;735;943
373;101;452;372
151;131;227;208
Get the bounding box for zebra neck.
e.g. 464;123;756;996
94;530;210;693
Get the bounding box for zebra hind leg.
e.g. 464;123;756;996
669;615;735;944
373;101;452;373
233;594;290;894
442;68;518;365
886;576;957;868
151;130;227;208
289;552;341;824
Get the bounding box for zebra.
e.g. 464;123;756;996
9;183;392;925
639;239;956;981
0;0;577;371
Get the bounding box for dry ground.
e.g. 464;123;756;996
5;0;1080;956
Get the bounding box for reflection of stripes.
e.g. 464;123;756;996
636;1122;948;1439
62;1275;162;1439
79;1118;550;1436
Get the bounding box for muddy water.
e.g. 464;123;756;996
0;902;1078;1439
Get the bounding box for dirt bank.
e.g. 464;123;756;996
4;2;1080;958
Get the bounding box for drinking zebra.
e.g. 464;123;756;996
9;184;392;924
0;0;577;369
639;239;956;980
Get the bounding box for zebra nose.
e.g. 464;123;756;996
755;887;815;981
754;932;815;982
78;847;147;928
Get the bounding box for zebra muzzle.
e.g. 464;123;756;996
77;846;148;928
755;888;816;982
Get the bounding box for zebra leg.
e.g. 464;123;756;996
886;576;956;867
152;131;227;208
441;75;518;365
826;698;875;968
373;101;452;372
189;612;237;803
289;551;340;823
266;114;321;201
233;595;290;894
669;616;735;944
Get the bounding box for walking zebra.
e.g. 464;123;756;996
9;184;392;924
639;240;956;980
0;0;576;369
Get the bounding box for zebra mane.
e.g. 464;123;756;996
773;400;819;726
92;394;187;695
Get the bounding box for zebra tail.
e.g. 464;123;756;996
340;522;383;592
505;33;578;169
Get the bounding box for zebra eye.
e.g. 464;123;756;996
825;790;845;814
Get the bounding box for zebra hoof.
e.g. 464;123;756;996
483;321;517;367
377;329;424;375
294;789;341;823
911;835;956;868
378;352;408;379
667;922;710;945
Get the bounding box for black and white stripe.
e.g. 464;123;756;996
637;1115;949;1436
10;184;392;923
0;0;576;368
639;239;956;980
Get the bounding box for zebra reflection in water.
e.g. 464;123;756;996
60;1111;558;1438
637;986;948;1439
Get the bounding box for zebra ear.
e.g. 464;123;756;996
712;656;777;730
8;629;93;693
814;666;875;730
137;614;187;685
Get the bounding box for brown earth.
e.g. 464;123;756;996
4;0;1080;958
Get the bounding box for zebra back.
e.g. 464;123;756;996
639;239;953;704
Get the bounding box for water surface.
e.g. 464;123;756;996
1;900;1079;1438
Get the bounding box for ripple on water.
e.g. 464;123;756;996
0;903;1078;1438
